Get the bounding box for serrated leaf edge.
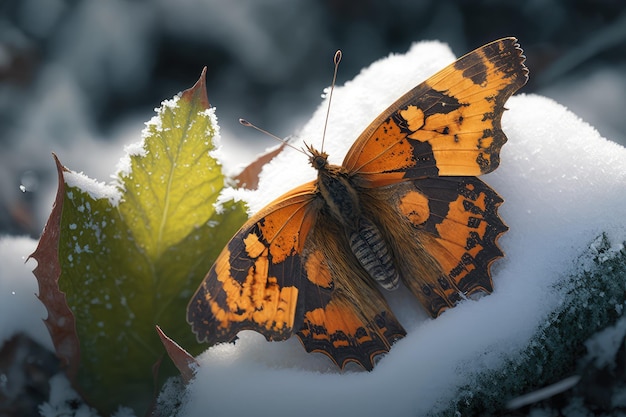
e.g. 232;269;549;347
28;153;81;381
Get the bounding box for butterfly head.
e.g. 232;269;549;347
305;143;329;171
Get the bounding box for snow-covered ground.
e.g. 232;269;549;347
2;39;625;416
180;41;626;417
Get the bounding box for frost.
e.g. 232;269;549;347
38;374;101;417
115;95;181;181
154;377;187;417
202;107;222;153
74;243;92;254
143;96;181;137
584;316;626;369
64;170;122;206
215;186;253;215
115;140;147;180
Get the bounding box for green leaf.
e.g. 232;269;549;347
33;69;248;415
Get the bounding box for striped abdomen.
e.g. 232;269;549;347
349;217;399;291
314;156;400;291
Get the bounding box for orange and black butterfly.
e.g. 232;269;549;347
187;38;528;370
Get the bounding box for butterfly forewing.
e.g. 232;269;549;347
343;37;528;187
187;183;319;344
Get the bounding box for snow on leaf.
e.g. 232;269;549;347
31;68;247;416
117;68;224;261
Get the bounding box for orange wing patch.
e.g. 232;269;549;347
424;178;506;297
344;38;528;186
187;183;319;343
297;298;404;371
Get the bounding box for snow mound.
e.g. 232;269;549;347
181;41;626;417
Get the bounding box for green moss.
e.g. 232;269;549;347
434;234;626;416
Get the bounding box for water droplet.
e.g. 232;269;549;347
19;170;39;192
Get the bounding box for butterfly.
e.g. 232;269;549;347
187;38;528;370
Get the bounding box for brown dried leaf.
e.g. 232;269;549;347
27;154;80;381
234;144;285;189
156;326;197;384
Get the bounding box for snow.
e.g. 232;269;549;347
115;140;148;181
37;373;136;417
1;39;625;416
584;316;626;370
114;96;182;180
116;97;231;181
64;170;122;206
540;67;626;146
38;373;98;417
0;236;51;349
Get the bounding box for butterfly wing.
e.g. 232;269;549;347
360;177;507;317
344;38;526;317
297;210;406;370
188;182;405;369
188;38;527;368
187;182;319;344
411;177;506;299
343;37;528;187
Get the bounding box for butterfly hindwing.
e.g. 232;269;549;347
297;211;406;370
359;176;506;318
413;177;507;298
343;37;528;187
188;182;405;369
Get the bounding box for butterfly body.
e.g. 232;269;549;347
188;38;529;370
310;145;401;291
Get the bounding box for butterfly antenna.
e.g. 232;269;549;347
239;118;307;156
321;50;342;152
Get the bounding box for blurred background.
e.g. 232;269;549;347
1;0;625;238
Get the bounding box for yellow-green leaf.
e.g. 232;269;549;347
33;69;247;415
